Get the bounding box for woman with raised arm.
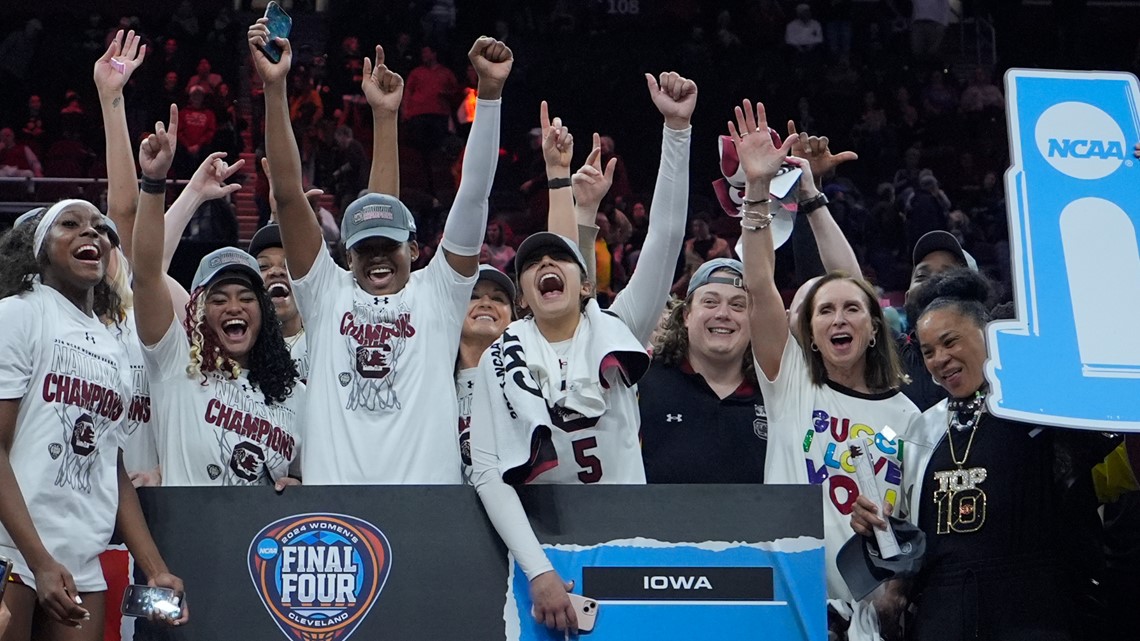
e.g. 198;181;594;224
734;99;919;639
470;72;695;634
0;201;188;640
251;20;512;484
130;108;303;488
95;30;247;485
850;268;1117;640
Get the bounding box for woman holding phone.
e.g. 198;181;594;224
0;201;188;640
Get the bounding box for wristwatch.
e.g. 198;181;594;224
798;192;829;215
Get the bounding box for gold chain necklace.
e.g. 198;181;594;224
932;390;988;534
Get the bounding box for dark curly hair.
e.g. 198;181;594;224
652;295;757;386
0;210;123;322
183;283;299;405
910;268;995;331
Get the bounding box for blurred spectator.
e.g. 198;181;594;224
57;91;87;139
403;44;459;195
19;95;46;157
421;0;457;49
960;66;1005;114
175;86;216;178
185;58;223;96
483;220;516;273
866;183;909;290
308;189;341;250
0;19;43;123
331;125;367;212
0;127;43;177
785;4;824;55
328;36;364;109
599;135;632;208
674;214;732;296
158;71;184;118
905;171;951;254
168;0;201;41
911;0;951;61
157;37;189;81
43;125;94;178
387;32;418;79
821;0;854;61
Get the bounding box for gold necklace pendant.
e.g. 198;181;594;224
932;467;988;533
933;397;989;534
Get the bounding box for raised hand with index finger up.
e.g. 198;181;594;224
362;45;403;118
140;105;179;180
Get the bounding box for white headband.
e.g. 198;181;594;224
32;199;104;258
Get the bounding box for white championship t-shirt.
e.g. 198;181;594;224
293;244;473;484
759;335;919;602
0;284;132;591
142;319;303;486
287;329;309;383
456;367;476;483
114;309;158;474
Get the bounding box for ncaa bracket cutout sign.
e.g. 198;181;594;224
248;513;392;641
989;69;1140;430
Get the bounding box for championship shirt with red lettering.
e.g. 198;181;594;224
759;335;919;602
0;283;132;591
142;319;303;486
292;244;473;484
114;309;158;475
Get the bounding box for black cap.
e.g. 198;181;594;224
912;230;977;271
837;517;926;601
514;232;587;279
248;223;283;258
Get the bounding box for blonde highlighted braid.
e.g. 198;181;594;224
184;288;243;383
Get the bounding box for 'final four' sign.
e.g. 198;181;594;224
988;69;1140;430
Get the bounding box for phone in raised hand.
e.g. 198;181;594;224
259;1;293;64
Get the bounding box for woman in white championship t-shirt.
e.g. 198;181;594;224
130;115;304;488
0;200;188;639
731;100;919;639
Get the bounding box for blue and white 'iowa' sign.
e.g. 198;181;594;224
988;69;1140;430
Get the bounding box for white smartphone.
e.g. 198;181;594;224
567;593;599;633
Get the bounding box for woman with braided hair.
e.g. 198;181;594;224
130;105;303;488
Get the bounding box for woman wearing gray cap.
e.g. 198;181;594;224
129;107;303;488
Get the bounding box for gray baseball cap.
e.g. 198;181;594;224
192;247;264;292
340;192;417;249
477;264;516;300
514;232;587;279
687;257;744;297
837;516;926;601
